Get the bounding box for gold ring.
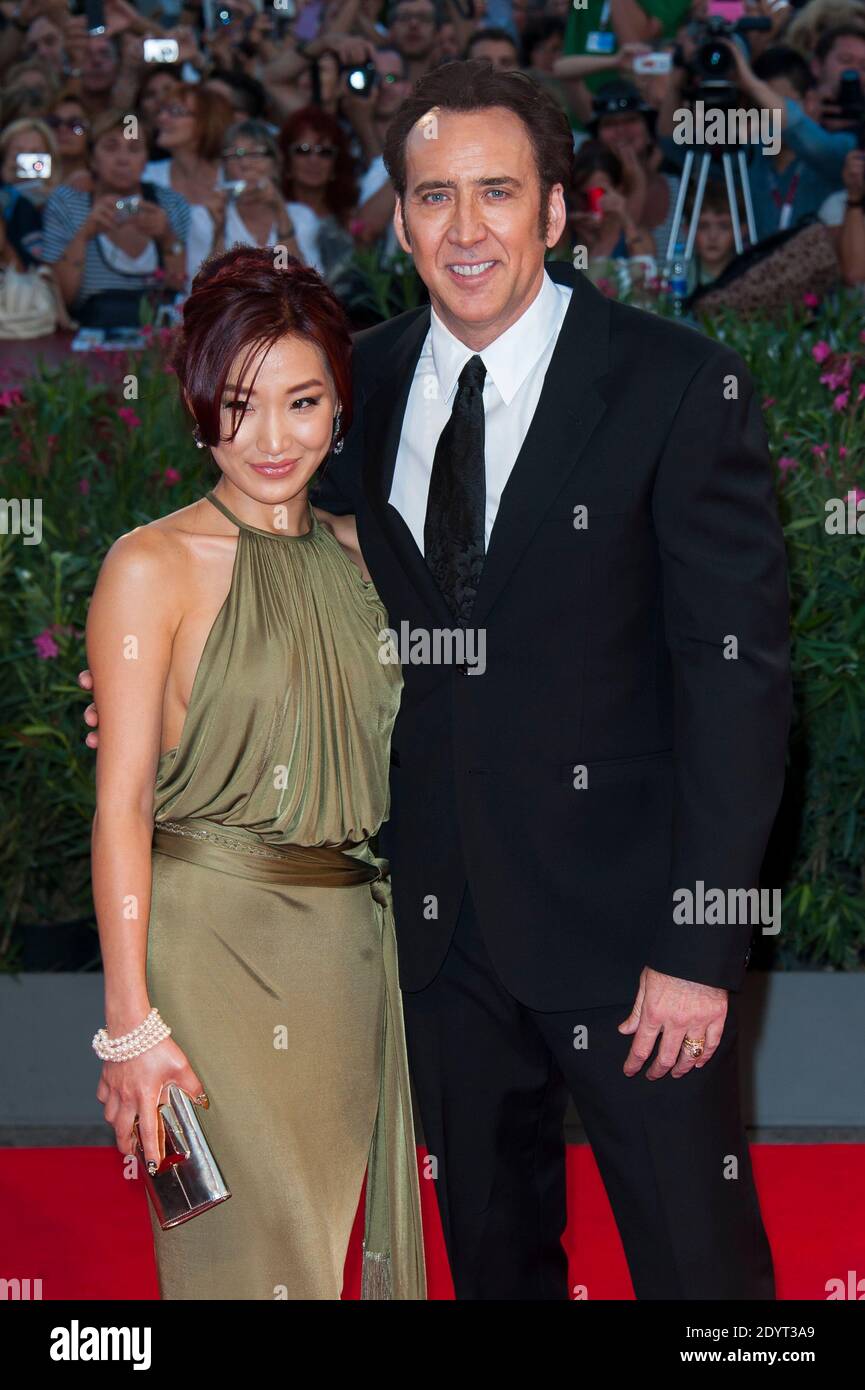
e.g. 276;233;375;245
682;1036;705;1058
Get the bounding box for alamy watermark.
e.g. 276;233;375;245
379;622;486;674
0;497;42;544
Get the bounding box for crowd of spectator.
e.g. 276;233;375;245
0;0;863;331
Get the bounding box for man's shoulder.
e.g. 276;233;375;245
351;302;429;366
605;293;744;381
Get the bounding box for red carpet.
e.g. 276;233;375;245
2;1144;862;1299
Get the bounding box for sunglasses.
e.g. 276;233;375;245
290;141;336;158
48;115;88;134
223;146;272;160
159;103;194;118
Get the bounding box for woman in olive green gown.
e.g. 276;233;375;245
146;490;423;1300
86;247;426;1300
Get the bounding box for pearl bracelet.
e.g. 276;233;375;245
92;1006;172;1061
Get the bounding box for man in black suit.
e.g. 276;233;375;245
314;59;791;1300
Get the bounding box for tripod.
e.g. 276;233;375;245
664;142;758;265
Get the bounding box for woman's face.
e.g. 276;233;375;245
48;102;89;159
208;334;340;507
1;127;50;183
155;92;198;152
90;129;148;193
223;137;277;194
141;72;183;129
287;126;336;193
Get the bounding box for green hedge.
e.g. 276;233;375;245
0;283;863;971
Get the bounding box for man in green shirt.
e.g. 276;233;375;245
563;0;695;128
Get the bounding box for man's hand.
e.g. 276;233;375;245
78;668;99;749
619;967;728;1079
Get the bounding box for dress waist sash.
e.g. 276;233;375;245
151;815;426;1300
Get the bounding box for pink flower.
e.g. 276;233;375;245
839;446;848;459
852;488;865;506
833;392;849;411
819;360;852;391
163;467;181;485
0;388;24;409
811;443;828;459
79;477;90;495
761;396;776;410
777;456;799;472
34;630;60;659
802;292;821;309
812;341;832;363
117;407;141;429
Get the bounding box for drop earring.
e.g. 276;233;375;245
192;424;205;449
332;411;343;455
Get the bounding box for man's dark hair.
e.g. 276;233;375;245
382;58;575;239
520;16;566;69
752;45;813;97
465;26;519;60
813;23;865;64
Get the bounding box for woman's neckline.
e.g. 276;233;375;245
204;489;317;540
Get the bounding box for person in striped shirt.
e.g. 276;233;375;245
40;108;190;327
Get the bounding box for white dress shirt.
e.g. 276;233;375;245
388;270;573;554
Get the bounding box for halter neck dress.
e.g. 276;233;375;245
144;489;425;1299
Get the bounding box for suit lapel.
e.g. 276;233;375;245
361;306;455;627
470;264;611;628
361;263;612;631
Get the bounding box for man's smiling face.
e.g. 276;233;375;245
393;106;566;348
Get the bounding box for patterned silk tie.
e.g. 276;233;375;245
423;353;487;626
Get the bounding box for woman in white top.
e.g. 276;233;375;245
185;120;312;281
144;83;235;289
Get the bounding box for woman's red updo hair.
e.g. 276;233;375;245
171;244;353;452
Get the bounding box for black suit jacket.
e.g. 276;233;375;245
314;261;792;1010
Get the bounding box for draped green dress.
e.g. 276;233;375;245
144;489;426;1300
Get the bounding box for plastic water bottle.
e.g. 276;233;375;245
668;241;689;317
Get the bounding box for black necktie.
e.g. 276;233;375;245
423;353;486;626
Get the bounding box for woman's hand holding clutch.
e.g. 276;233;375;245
96;1036;208;1175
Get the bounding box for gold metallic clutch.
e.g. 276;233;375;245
133;1082;231;1229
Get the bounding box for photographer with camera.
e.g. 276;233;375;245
40;107;188;326
657;25;858;242
202;117;303;262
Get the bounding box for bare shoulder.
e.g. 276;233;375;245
89;509;196;633
98;510;188;586
313;507;372;583
100;497;224;577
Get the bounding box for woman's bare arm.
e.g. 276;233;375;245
87;526;204;1166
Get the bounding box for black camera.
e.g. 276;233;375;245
679;15;770;106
